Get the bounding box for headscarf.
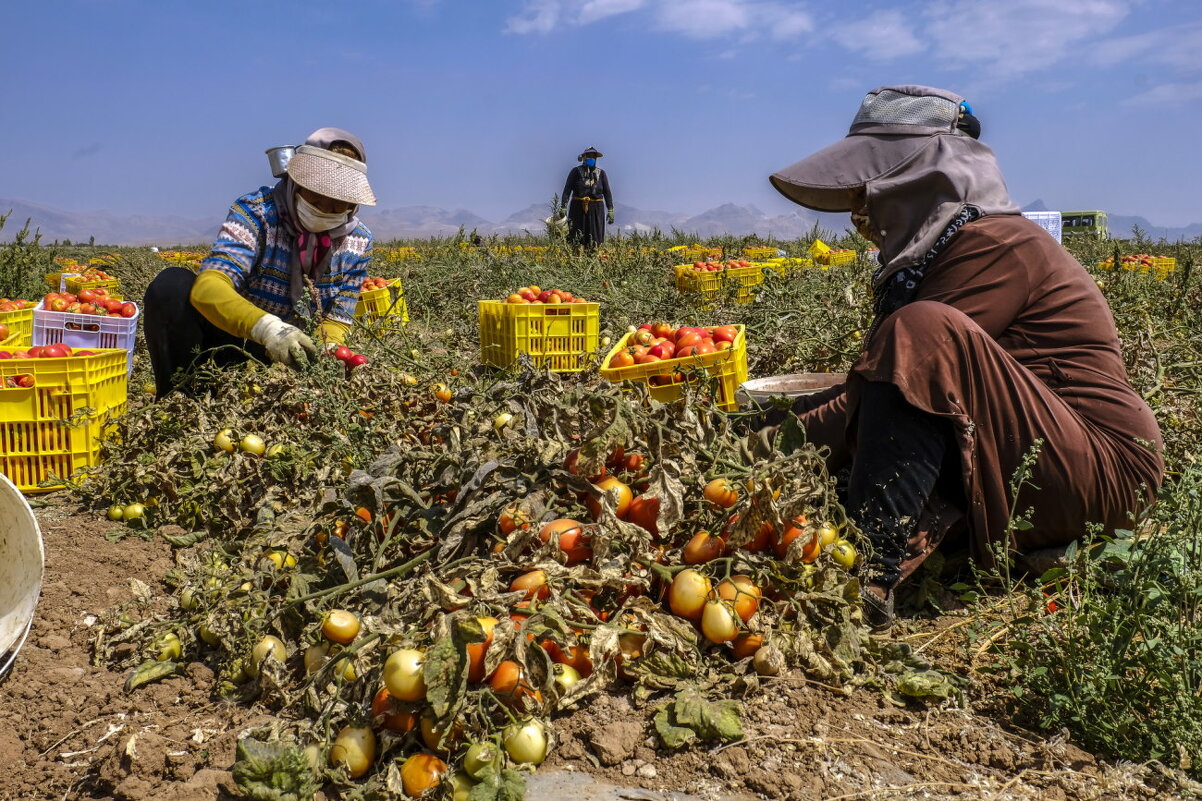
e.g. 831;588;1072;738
272;127;368;315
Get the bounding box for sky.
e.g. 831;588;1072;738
3;0;1201;226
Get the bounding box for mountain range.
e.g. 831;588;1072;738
1;196;1198;246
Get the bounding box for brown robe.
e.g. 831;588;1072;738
794;215;1163;575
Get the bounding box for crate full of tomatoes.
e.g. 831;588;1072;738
674;260;771;305
354;276;408;323
0;299;36;347
34;291;139;375
0;347;129;493
64;266;122;298
600;322;748;410
479;286;599;373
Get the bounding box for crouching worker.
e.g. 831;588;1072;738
762;86;1164;629
143;127;376;397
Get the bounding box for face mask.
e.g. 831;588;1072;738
583;158;597;168
296;194;350;232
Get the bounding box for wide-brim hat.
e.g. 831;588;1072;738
578;146;604;160
769;85;974;213
287;145;377;206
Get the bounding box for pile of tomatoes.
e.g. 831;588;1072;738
0;298;34;314
608;322;738;369
0;344;105;386
42;290;136;318
689;260;755;272
360;276;393;293
503;286;589;305
74;267;115;281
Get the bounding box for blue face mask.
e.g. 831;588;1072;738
583;158;597;168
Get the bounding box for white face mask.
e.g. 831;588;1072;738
295;194;351;232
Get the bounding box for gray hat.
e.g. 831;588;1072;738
769;85;973;213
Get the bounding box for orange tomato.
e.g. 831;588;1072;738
586;476;633;520
498;503;533;536
466;616;499;683
715;575;761;622
731;632;763;660
626;494;660;536
489;660;543;707
400;752;447;798
539;518;592;564
371;687;419;733
683;530;726;565
509;569;550;600
702;478;739;509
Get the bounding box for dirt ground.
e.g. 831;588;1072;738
1;496;1196;801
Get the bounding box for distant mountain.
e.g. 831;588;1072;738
2;196;1197;245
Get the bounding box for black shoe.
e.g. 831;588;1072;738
861;586;895;633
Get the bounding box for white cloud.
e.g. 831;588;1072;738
1091;21;1202;72
830;10;923;61
1122;79;1202;107
504;0;813;42
924;0;1131;78
579;0;647;24
505;0;562;34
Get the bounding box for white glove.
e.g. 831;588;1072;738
250;313;316;369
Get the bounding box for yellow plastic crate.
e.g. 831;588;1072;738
354;280;409;323
674;264;765;305
0;348;128;493
744;246;778;259
65;275;123;300
599;325;749;411
816;249;857;266
478;300;599;373
0;307;35;347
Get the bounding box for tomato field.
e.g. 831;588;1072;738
2;221;1201;801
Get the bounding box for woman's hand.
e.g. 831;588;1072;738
251;314;317;369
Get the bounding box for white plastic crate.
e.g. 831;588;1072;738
33;304;139;375
1021;211;1062;244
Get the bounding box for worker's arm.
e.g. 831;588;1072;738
561;169;575;212
602;169;614;210
190;269;265;339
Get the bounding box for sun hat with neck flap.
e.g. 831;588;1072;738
769;85;1018;275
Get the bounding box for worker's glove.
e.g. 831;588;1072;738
250;313;317;369
607;208;616;225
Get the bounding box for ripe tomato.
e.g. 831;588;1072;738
383;648;427;702
648;341;676;359
498;503;533;535
675;332;704;349
120;302;137;318
543;640;593;677
433;384;453;403
731;632;763;660
715;575;761;622
633;329;655;347
540;518;592;564
701;599;740;644
489;660;543;707
774;519;809;560
625;494;660;535
510;569;550;600
564;448;606;481
321;609;361;645
610;350;635;368
693;340;717;355
371;687;419;733
712;325;738;344
466;616;498;682
650;322;674;339
702;478;739;509
634;352;661;365
400;753;447;798
330;726;376;779
683;530;725;564
668;569;712;620
586;476;633;520
420;709;464;753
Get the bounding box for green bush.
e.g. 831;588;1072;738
988;467;1202;774
0;212;57;301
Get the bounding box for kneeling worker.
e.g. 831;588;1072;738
143;127;376;397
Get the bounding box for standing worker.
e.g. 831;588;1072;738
560;147;614;248
143;128;376;397
760;85;1163;628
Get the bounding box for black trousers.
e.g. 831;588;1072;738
847;382;958;589
143;267;267;397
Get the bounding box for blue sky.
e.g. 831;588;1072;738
3;0;1201;226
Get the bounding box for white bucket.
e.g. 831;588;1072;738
0;472;44;679
737;372;847;410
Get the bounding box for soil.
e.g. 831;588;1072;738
1;496;1196;801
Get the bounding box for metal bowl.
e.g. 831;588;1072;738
266;146;296;178
736;372;847;410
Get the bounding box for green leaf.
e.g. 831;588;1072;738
775;413;808;457
468;768;526;801
231;737;317;801
653;688;744;749
423;617;470;721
